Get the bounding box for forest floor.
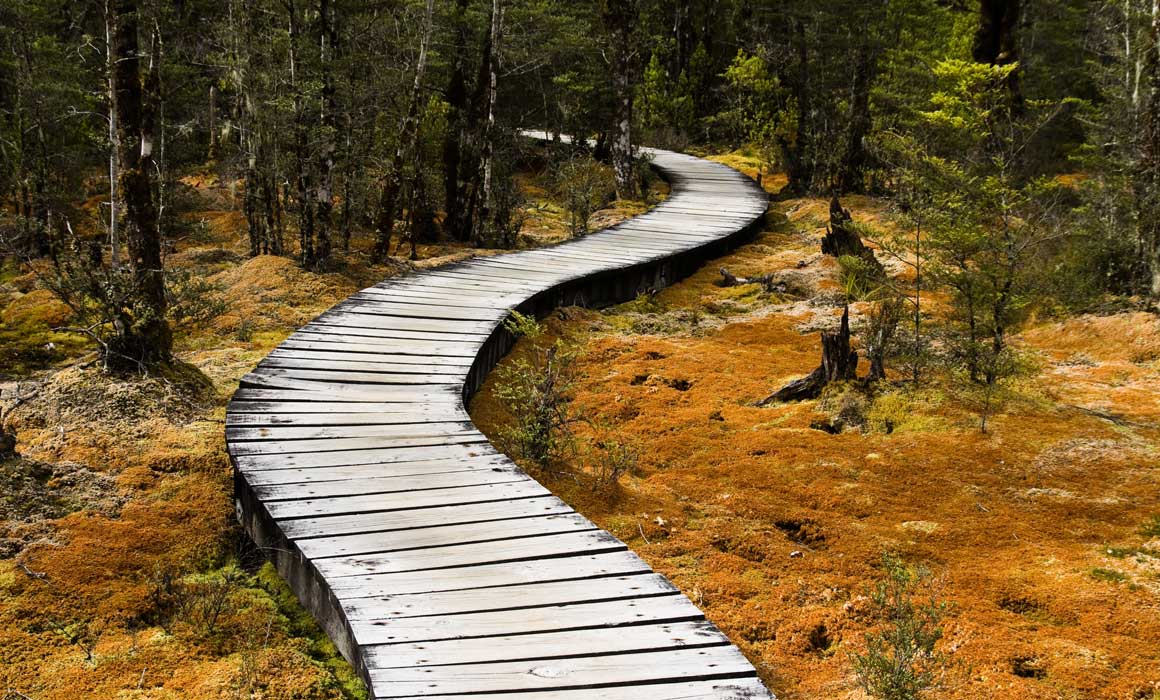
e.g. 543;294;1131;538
469;155;1160;700
0;163;663;699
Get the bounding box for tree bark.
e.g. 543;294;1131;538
314;0;338;268
111;0;171;368
476;0;503;242
1144;0;1160;298
603;0;637;199
442;0;470;239
373;0;434;262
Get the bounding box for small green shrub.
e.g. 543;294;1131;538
495;312;578;469
1140;515;1160;539
1090;567;1127;584
552;154;615;237
850;553;952;700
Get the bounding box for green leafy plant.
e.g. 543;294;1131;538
851;554;953;700
494;312;578;469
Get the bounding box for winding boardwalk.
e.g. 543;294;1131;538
226;139;772;699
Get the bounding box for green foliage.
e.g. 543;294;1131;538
851;554;952;700
495;311;578;469
552;154;615;236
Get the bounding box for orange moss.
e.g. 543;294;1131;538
471;195;1160;700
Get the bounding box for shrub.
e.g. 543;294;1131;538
494;312;578;469
552;155;615;237
584;430;640;495
851;553;952;700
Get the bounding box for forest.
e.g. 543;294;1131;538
1;0;1158;698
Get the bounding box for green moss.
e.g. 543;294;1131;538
1140;515;1160;538
1090;567;1127;584
257;563;367;699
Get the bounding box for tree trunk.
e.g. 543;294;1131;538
105;0;121;267
759;305;857;403
287;0;314;267
973;0;1023;111
1144;0;1160;298
782;18;814;194
442;0;470;239
604;0;637;199
314;0;337;269
476;0;503;242
837;41;878;194
111;0;171;368
373;0;435;262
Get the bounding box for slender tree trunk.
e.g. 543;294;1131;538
373;0;434;262
111;0;171;368
105;0;121;267
442;0;470;239
287;0;314;267
208;84;218;160
476;0;503;242
314;0;337;268
1144;0;1160;297
604;0;637;199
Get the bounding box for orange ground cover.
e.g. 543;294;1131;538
470;196;1160;699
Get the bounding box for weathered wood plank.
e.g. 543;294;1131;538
301;512;595;559
367;646;756;696
351;594;703;645
263;478;547;519
315;530;626;578
344;573;676;620
281;495;573;540
362;620;729;669
375;678;771;700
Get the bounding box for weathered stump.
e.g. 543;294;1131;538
760;305;858;404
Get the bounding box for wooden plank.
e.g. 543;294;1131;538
234;431;490;459
226;410;473;428
276;338;479;357
246;367;459;387
367;647;755;696
344;573;676;620
299;323;490;342
257;358;467;376
243;455;512;486
238;374;460;397
227;400;465;415
350;594;703;646
373;678;772;700
281;495;573;540
263;478;547;519
255;469;527;502
362;620;730;669
227;420;477;442
262;351;474;369
315;529;626;578
235;442;500;473
300;512;595;559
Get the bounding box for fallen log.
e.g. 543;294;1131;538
718;267;786;293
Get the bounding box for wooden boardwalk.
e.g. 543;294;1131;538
226;139;772;699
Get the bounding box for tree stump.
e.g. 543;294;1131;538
821;195;885;276
760;305;858;404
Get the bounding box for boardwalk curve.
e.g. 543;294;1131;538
226;138;773;699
